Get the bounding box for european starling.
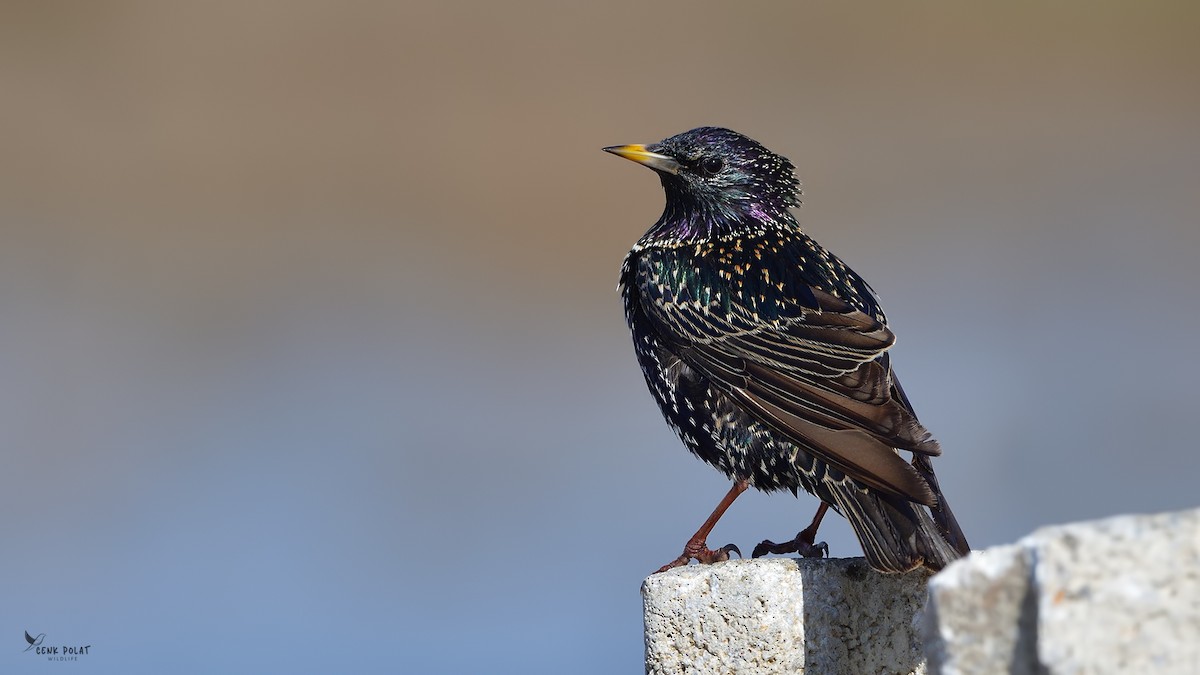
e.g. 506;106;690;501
607;127;969;574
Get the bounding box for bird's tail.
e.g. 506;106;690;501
913;454;970;563
829;475;969;573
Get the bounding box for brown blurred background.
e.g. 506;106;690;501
2;2;1198;671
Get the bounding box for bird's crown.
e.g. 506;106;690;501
647;127;801;212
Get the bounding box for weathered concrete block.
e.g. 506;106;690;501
1035;508;1200;674
922;544;1036;675
925;507;1200;675
643;557;930;674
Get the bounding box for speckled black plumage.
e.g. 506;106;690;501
609;127;969;573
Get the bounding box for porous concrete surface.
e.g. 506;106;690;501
922;544;1036;675
925;507;1200;675
643;557;930;674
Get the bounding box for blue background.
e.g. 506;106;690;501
3;2;1198;672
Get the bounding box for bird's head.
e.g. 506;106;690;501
605;127;801;228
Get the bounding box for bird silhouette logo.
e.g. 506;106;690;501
24;630;45;652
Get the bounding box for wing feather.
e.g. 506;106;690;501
637;245;940;505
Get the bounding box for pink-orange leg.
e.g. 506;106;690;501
655;479;749;573
752;502;831;559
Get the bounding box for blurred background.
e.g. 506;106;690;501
2;1;1197;672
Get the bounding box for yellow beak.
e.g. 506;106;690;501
603;144;681;175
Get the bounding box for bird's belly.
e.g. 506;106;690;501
632;334;826;496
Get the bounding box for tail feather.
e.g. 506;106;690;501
914;454;970;557
828;477;967;573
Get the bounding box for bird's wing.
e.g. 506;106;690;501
25;631;35;645
637;248;939;506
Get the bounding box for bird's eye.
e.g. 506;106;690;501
700;157;724;176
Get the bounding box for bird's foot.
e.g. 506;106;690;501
654;539;742;574
751;530;829;559
753;502;830;559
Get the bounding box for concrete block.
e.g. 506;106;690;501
643;557;931;674
921;544;1036;675
925;507;1200;675
1034;508;1200;674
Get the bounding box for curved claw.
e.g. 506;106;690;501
694;542;739;565
655;541;745;573
806;541;830;559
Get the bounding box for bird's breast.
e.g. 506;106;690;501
634;235;820;330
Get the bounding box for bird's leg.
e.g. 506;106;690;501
655;479;748;574
752;502;831;559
